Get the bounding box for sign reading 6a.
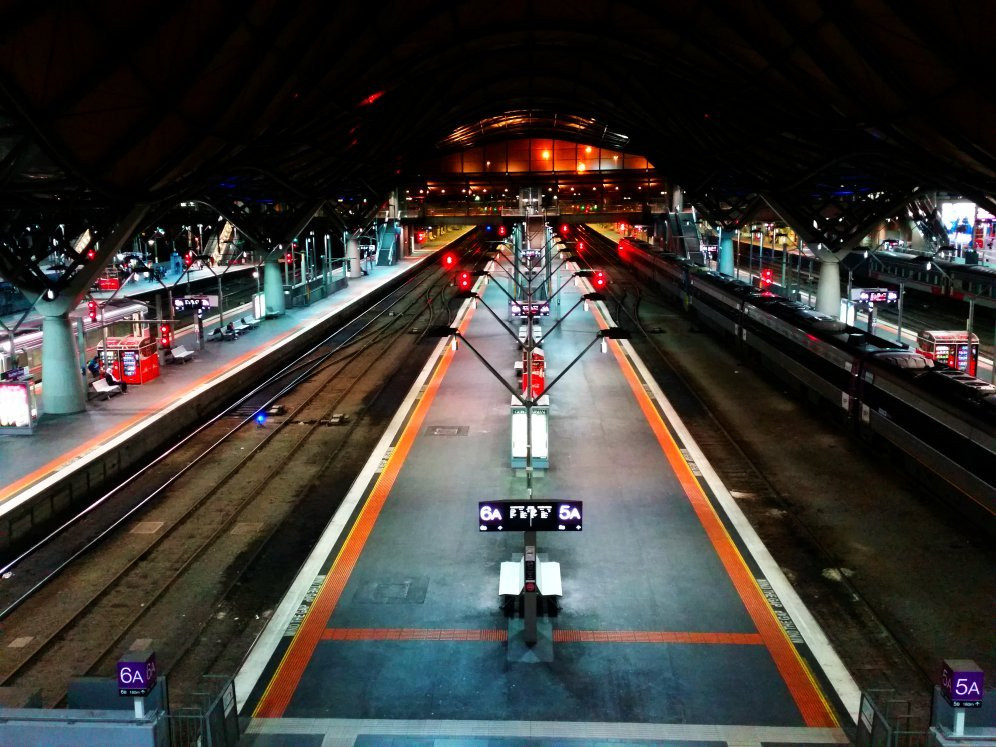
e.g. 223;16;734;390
117;651;158;697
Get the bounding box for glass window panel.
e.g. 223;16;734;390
532;139;554;171
483;143;507;172
462;148;484;172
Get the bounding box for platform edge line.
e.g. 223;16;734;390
615;330;862;726
236;289;478;715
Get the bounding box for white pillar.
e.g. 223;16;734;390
815;255;842;317
41;313;86;414
347;239;361;279
263;257;285;316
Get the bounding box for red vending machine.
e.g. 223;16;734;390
916;330;980;377
99;336;161;384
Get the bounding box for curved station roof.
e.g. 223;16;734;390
0;0;992;261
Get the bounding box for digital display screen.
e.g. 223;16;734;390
511;302;550;317
172;296;212;312
857;288;898;304
479;500;582;531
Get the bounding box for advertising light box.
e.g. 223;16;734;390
0;379;38;434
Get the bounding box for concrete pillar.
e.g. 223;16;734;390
41;313;86;414
719;234;735;276
815;255;842;317
263;257;285;317
346;239;361;279
671;186;683;212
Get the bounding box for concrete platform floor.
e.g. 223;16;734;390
239;263;851;744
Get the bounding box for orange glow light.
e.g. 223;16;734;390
541;150;551;160
577;163;586;172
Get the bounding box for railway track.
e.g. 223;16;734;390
0;241;479;706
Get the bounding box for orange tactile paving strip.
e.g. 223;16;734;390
0;330;298;506
253;304;479;718
323;628;509;642
319;628;766;646
588;303;837;728
554;630;765;645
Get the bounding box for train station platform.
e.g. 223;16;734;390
0;235;464;532
236;257;857;744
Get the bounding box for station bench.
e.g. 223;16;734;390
90;378;122;399
167;345;195;363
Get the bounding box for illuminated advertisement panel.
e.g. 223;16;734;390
0;380;38;434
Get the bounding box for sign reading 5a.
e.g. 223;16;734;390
941;659;984;708
478;500;582;532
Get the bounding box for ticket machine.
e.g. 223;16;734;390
98;335;161;384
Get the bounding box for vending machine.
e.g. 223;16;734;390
916;330;980;377
99;335;161;384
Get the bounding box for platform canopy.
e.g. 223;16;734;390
0;0;992;221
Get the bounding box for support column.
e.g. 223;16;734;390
41;313;86;414
719;234;735;276
815;255;842;317
671;186;683;213
346;239;361;279
263;257;285;317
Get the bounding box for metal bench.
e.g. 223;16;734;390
210;327;236;342
168;345;194;363
91;378;122;399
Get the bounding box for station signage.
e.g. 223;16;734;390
512;302;550;317
479;500;582;532
941;659;984;708
172;295;216;313
852;287;898;304
117;651;158;697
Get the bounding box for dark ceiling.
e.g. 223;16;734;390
0;0;993;226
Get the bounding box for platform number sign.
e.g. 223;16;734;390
941;659;984;708
117;651;158;697
479;500;582;531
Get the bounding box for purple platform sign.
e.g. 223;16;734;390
941;659;984;708
117;651;158;697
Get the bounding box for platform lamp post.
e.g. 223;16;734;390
776;231;789;296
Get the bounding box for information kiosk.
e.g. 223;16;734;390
98;335;161;385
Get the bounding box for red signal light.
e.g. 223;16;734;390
285;252;293;263
592;270;607;290
457;271;472;291
442;252;457;269
184;252;193;267
416;230;426;243
760;268;773;288
497;225;507;237
87;300;98;322
86;248;96;261
559;223;570;236
159;323;172;349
